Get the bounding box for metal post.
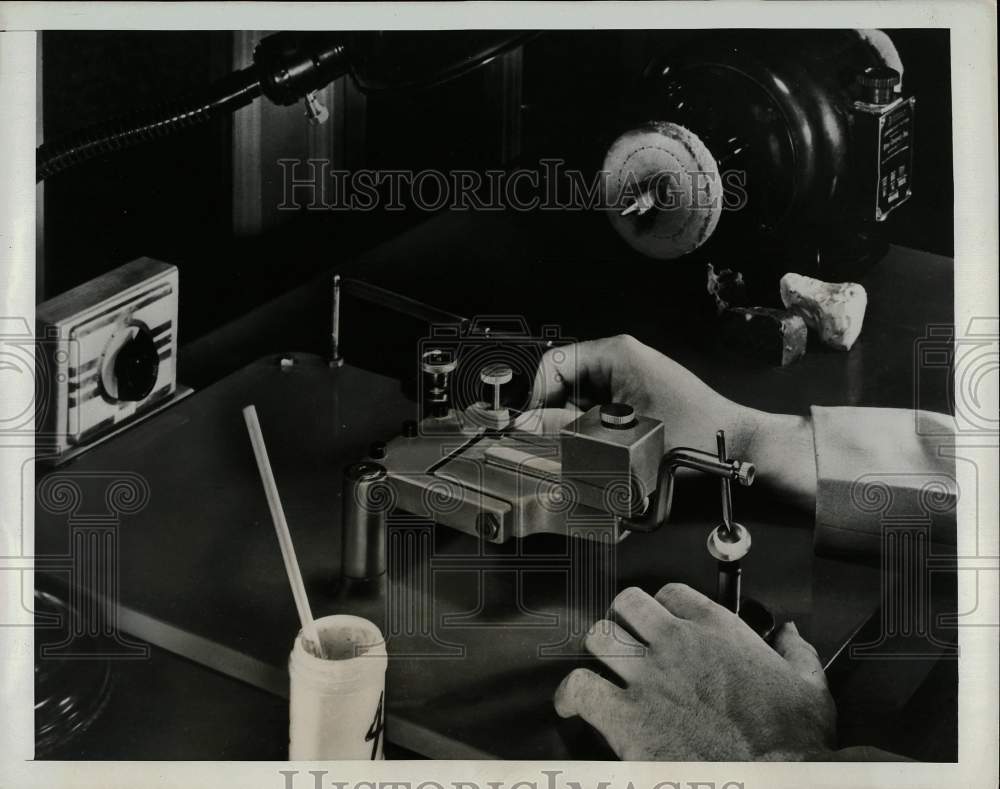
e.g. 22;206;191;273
341;462;390;579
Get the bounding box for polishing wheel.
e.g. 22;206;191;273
603;121;723;260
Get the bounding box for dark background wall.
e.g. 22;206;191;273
40;31;234;311
39;29;953;349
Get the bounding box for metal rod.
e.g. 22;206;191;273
717;559;742;614
330;274;343;367
341;277;469;329
717;430;734;537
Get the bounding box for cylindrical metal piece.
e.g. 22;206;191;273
422;349;457;418
341;462;391;580
717;559;742;614
480;363;513;414
707;521;751;615
858;65;900;105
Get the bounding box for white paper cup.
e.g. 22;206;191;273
288;614;387;760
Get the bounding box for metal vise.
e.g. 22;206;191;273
340;363;755;580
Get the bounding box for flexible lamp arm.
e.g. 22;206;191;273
36;33;350;182
36;31;533;182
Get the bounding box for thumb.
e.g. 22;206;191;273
530;339;615;410
774;621;827;690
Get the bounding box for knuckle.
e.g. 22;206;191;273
797;639;820;658
583;619;615;657
612;585;647;610
654;581;693;602
583;619;612;652
613;333;638;351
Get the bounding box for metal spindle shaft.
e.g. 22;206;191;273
717;559;742;614
717;430;734;537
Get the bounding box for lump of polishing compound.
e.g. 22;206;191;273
721;307;808;366
706;263;748;315
780;273;868;351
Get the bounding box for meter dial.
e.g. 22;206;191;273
99;322;160;402
602;121;722;260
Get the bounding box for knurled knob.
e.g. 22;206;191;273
599;402;636;429
858;66;900;104
480;363;513;386
103;324;159;402
422;349;457;375
735;460;756;487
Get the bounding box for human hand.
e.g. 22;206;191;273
531;335;816;507
553;583;836;761
531;335;743;452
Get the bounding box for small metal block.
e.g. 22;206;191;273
560;405;664;516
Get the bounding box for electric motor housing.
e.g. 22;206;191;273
607;29;914;278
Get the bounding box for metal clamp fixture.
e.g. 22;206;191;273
703;430;775;640
621;432;755;533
